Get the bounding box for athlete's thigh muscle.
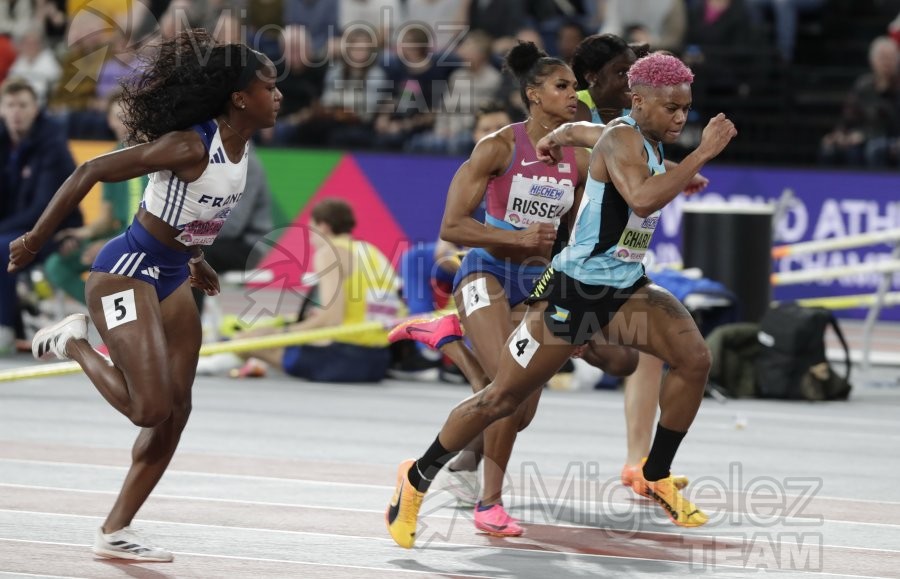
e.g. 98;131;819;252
85;272;171;395
606;283;704;365
489;302;576;407
159;281;203;401
454;272;516;379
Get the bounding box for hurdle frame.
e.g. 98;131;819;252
771;228;900;372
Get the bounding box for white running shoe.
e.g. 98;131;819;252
195;352;243;376
92;526;174;562
433;467;480;507
31;314;88;360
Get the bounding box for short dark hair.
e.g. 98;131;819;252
311;198;356;235
0;77;38;100
475;99;510;123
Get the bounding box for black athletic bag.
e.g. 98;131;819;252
755;303;852;400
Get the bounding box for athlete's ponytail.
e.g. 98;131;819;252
503;41;567;110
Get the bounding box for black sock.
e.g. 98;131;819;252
643;423;687;482
407;435;458;492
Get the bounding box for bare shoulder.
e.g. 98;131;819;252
598;123;641;152
476;126;514;157
468;126;515;175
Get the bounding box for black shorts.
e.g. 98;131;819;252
525;267;650;345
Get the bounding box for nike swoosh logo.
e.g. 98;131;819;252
406;327;433;335
521;159;542;167
387;483;403;524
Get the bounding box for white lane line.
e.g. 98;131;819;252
0;538;499;579
1;506;899;556
0;528;893;579
0;458;392;489
2;479;900;533
2;458;899;511
0;572;85;579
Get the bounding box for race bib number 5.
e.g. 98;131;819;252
101;289;137;330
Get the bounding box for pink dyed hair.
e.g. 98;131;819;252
627;53;694;89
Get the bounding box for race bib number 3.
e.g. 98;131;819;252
613;211;660;263
462;278;490;316
101;289;137;330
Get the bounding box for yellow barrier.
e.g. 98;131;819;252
0;316;441;383
789;292;900;310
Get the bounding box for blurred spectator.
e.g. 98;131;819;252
283;0;339;56
745;0;825;62
583;0;604;31
401;0;470;53
600;0;687;53
0;0;31;37
58;31;138;140
9;25;61;105
47;33;100;116
262;25;326;145
94;33;139;105
340;0;400;47
44;94;143;305
213;7;244;44
405;30;500;155
248;0;285;34
36;0;67;42
469;0;528;40
557;19;586;63
193;145;274;312
0;77;81;350
374;25;454;150
301;26;389;147
890;11;900;48
684;0;757;100
0;34;15;84
820;36;900;168
470;99;513;143
158;0;215;39
199;198;403;383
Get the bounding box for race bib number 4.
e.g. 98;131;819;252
613;211;660;263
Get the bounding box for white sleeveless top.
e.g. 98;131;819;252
141;120;249;246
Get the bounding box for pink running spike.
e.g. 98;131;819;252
388;314;463;350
